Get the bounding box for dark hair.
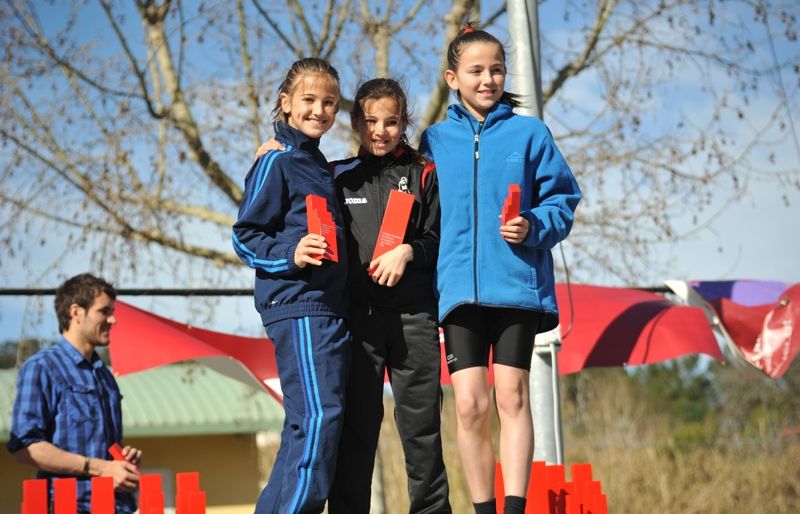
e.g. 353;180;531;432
272;57;341;123
54;273;116;333
351;78;412;144
351;77;427;164
446;22;523;108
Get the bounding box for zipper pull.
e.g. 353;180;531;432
474;133;480;160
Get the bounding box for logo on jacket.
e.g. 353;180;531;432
398;176;409;193
345;197;367;205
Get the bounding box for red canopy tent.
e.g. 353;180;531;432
665;281;800;378
107;283;740;401
110;301;283;402
556;284;724;374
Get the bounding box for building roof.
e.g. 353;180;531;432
0;365;284;441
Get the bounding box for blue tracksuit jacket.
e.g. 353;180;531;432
419;102;581;332
232;122;348;325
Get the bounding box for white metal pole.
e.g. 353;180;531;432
507;0;565;465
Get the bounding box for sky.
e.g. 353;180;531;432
1;1;799;343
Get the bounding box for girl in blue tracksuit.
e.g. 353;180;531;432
232;57;350;514
419;26;582;514
257;78;451;514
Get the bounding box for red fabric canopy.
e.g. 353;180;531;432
666;280;800;379
108;284;729;398
557;284;723;374
110;301;283;401
711;284;800;378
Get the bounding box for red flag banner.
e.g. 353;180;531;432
557;284;723;374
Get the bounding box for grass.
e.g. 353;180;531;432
376;389;800;514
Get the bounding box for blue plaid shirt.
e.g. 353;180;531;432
7;337;136;513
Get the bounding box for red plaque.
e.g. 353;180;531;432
90;476;114;514
54;478;77;514
501;184;521;225
372;189;415;261
107;443;124;461
22;479;47;514
306;194;339;262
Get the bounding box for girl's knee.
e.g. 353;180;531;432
494;381;530;417
455;392;490;427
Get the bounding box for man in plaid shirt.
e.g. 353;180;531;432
7;273;142;513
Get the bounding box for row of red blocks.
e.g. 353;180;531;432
22;471;206;514
495;461;609;514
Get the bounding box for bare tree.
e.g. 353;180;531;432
1;0;797;287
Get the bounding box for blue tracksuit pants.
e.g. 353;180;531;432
255;315;350;514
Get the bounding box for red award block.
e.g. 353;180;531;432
501;184;521;225
22;479;47;514
54;478;77;514
494;462;505;513
189;490;206;514
583;480;601;513
108;442;125;461
527;461;548;514
545;464;566;514
90;476;114;514
306;194;338;262
371;189;414;261
570;462;593;484
176;472;200;514
139;474;164;514
598;493;608;514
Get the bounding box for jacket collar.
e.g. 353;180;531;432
274;122;322;152
357;143;407;165
447;102;514;131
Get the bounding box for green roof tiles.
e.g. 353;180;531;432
0;365;283;441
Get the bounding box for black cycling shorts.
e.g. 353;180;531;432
442;304;543;374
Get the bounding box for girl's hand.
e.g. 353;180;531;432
500;215;530;244
294;234;326;268
368;244;413;287
255;139;285;160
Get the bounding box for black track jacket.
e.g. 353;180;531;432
333;145;440;310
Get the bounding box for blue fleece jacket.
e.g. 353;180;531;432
419;102;581;331
232;123;348;325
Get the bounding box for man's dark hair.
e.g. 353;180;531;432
54;273;116;333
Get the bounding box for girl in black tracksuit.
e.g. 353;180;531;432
329;79;451;514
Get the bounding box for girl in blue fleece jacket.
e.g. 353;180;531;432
419;26;581;514
232;57;350;514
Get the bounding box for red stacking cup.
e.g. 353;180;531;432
139;474;165;514
90;476;114;514
54;478;77;514
189;490;206;514
175;472;200;514
22;479;47;514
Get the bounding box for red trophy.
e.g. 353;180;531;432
306;194;339;262
54;478;77;514
107;442;125;461
500;184;521;225
372;189;415;261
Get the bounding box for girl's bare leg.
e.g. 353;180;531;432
450;366;496;502
493;363;533;497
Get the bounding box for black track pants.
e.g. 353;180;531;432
328;303;451;514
